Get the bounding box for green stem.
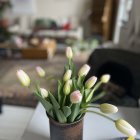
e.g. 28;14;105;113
86;81;102;103
62;95;66;107
77;76;81;87
69;103;73;108
86;104;99;108
92;81;102;93
83;110;115;122
80;105;99;112
91;91;106;102
68;59;72;69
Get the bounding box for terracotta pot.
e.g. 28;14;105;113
49;116;84;140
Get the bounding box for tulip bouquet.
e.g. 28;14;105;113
17;47;136;139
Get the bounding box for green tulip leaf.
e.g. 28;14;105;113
34;92;53;118
80;75;86;85
55;108;67;123
73;78;78;90
49;92;60;109
62;106;71;117
80;89;90;107
48;109;55;119
65;65;69;71
75;113;84;121
57;80;62;104
86;89;94;103
68;104;80;123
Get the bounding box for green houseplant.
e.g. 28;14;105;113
17;47;136;140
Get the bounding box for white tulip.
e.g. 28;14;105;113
67;79;72;87
115;119;136;137
63;70;72;82
36;66;46;77
85;76;97;89
17;70;30;87
63;81;71;95
100;103;118;114
100;74;111;83
66;47;73;59
78;64;90;77
40;88;48;98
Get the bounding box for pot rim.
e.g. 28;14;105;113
47;113;85;126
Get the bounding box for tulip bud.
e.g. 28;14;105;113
36;66;46;77
70;90;82;104
63;70;72;82
100;74;111;83
17;70;30;87
115;119;136;137
100;103;118;114
66;47;73;59
40;88;48;98
78;64;90;77
85;76;97;89
67;79;72;87
63;81;71;95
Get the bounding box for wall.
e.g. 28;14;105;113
35;0;91;27
8;0;92;31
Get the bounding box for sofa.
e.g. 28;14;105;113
87;48;140;107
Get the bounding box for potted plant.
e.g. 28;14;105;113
17;47;136;140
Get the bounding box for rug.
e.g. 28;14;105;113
0;52;89;107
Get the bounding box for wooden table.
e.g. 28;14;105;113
21;104;140;140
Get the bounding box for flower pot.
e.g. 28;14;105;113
49;116;84;140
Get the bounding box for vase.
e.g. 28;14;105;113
49;116;84;140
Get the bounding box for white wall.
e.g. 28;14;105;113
35;0;91;27
9;0;91;31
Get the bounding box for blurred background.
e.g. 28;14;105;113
0;0;140;109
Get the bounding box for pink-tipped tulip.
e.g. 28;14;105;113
85;76;97;89
66;47;73;59
36;66;46;77
70;90;82;104
17;70;30;87
78;64;90;77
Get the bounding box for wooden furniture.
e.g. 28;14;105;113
90;0;105;35
90;0;118;40
102;0;119;40
0;39;56;59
